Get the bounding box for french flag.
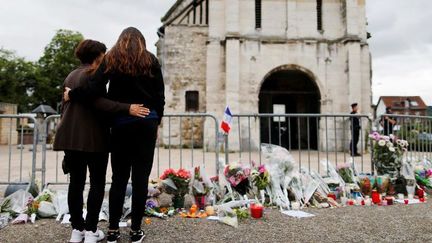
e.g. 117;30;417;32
221;106;233;134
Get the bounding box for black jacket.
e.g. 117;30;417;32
70;53;165;124
351;111;361;130
54;65;130;152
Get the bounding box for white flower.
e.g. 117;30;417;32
378;140;386;146
383;136;390;141
386;142;393;147
388;147;396;152
389;134;395;140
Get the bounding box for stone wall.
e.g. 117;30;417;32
159;0;372;152
158;25;209;148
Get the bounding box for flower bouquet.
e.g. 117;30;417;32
369;132;409;178
191;166;212;209
337;163;355;184
251;164;270;203
376;175;390;195
160;168;191;208
224;163;251;196
415;160;432;194
358;175;373;196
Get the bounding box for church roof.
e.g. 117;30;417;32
378;96;427;110
161;0;186;23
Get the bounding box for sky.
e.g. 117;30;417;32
0;0;431;105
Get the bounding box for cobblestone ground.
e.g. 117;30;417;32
1;202;431;243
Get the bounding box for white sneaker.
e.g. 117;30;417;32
84;229;105;243
69;229;85;243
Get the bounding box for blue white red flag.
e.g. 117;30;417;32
221;106;232;134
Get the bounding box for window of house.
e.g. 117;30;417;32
185;91;199;112
317;0;323;31
255;0;262;29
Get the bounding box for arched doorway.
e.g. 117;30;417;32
259;67;321;150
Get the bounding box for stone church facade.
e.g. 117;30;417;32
157;0;372;151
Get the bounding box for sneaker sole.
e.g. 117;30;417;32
131;234;145;243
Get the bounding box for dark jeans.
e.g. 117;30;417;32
108;119;158;231
350;129;360;155
66;150;108;232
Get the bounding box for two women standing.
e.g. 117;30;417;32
57;27;164;243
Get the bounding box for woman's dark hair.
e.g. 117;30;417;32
75;39;107;64
105;27;153;76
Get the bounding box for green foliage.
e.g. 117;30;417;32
35;29;83;109
0;29;83;112
0;49;38;112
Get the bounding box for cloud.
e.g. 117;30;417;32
1;0;431;106
0;0;176;60
367;0;432;105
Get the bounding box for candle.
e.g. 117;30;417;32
250;203;264;219
417;189;425;199
356;197;363;206
398;193;404;200
420;197;425;203
382;200;387;206
385;197;393;205
404;199;409;205
371;190;381;204
327;193;336;201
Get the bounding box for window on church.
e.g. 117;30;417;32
317;0;323;31
255;0;262;29
185;91;199;112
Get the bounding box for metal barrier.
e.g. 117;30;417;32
0;114;38;186
40;113;220;187
226;114;373;174
376;114;432;161
5;112;430;189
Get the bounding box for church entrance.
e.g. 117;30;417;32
259;67;321;150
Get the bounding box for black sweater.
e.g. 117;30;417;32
69;54;165;124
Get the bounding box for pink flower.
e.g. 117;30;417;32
258;165;266;174
160;168;176;180
177;168;191;179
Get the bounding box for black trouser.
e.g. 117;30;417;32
108;119;158;231
66;150;108;232
350;129;360;155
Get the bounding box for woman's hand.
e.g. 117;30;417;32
64;87;71;102
129;104;150;118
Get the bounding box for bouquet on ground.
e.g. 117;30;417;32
369;132;408;178
415;159;432;193
191;166;212;209
160;168;191;208
224;163;251;195
250;164;270;203
337;163;356;184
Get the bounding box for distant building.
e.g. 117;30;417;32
428;106;432;117
376;96;427;118
0;102;18;145
157;0;372;151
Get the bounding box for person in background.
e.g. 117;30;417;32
54;39;149;243
65;27;165;243
381;106;397;135
349;103;361;156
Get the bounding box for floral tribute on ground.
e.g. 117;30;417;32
1;136;431;229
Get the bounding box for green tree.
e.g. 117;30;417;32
34;29;83;109
0;49;38;112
